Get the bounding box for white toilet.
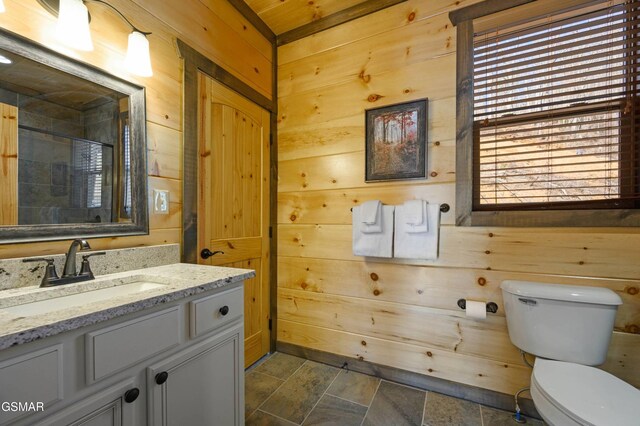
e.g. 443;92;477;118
501;280;640;426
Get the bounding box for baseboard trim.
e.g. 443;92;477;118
276;341;541;420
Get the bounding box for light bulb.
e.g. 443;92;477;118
124;31;153;77
56;0;93;51
0;0;5;13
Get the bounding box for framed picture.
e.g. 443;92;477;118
365;99;428;182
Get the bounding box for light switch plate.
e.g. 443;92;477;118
153;189;169;214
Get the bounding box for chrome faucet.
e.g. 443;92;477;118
62;239;92;277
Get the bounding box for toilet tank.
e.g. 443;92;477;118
501;281;622;365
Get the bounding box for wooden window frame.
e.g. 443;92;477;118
451;0;640;227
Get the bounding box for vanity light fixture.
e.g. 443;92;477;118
37;0;153;76
124;30;152;77
57;0;93;51
0;0;5;13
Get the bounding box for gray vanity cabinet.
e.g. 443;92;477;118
0;282;244;426
147;322;244;426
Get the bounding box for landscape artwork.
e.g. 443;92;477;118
365;99;427;182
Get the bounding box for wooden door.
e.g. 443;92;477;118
197;73;270;368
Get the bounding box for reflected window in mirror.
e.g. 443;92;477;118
118;109;132;220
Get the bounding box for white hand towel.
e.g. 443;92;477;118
360;200;382;233
394;203;440;260
353;205;394;258
404;200;424;225
361;200;381;224
405;200;428;233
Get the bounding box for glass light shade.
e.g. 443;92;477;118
56;0;93;51
124;31;152;77
0;0;5;13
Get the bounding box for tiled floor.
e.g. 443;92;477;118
246;353;545;426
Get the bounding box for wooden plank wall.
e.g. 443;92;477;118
276;0;640;395
0;0;272;258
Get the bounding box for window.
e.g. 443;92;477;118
453;0;640;226
73;139;104;209
120;113;132;219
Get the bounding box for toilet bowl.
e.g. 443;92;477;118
530;359;640;426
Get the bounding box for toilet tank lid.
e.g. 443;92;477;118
501;281;622;305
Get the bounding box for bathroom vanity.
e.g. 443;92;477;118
0;262;252;426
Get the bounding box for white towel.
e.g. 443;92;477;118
404;200;424;225
360;200;382;234
394;203;440;260
352;205;395;258
361;200;381;224
404;200;428;233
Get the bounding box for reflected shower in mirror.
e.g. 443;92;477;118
0;49;131;226
0;28;147;243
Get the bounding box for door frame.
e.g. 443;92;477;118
177;40;278;353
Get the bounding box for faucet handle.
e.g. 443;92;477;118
22;258;60;287
82;252;106;259
23;257;55;264
79;252;106;279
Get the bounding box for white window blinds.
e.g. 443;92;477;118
73;139;103;209
473;0;640;210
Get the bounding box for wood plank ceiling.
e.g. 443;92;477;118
243;0;371;35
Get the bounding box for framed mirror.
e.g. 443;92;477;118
0;28;148;244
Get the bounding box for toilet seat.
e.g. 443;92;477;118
532;359;640;426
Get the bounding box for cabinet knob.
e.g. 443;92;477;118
219;305;230;316
155;371;169;385
124;388;140;403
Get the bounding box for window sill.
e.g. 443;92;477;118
456;209;640;227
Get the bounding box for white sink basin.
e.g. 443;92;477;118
3;281;167;317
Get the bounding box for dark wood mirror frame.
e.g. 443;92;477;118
0;28;148;244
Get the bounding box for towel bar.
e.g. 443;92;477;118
350;203;450;213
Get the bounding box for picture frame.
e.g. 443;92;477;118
365;99;428;182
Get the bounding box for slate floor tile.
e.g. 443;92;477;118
246;371;284;418
245;354;546;426
246;410;298;426
260;361;340;424
326;370;380;406
423;392;482;426
254;352;307;380
362;380;426;426
302;395;368;426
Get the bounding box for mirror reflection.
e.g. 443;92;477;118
0;48;132;226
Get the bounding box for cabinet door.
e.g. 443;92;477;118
147;323;244;426
38;379;139;426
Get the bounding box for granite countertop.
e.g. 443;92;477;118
0;263;255;351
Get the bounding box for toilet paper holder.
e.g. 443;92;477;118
457;299;498;314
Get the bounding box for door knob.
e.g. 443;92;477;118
200;249;224;259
